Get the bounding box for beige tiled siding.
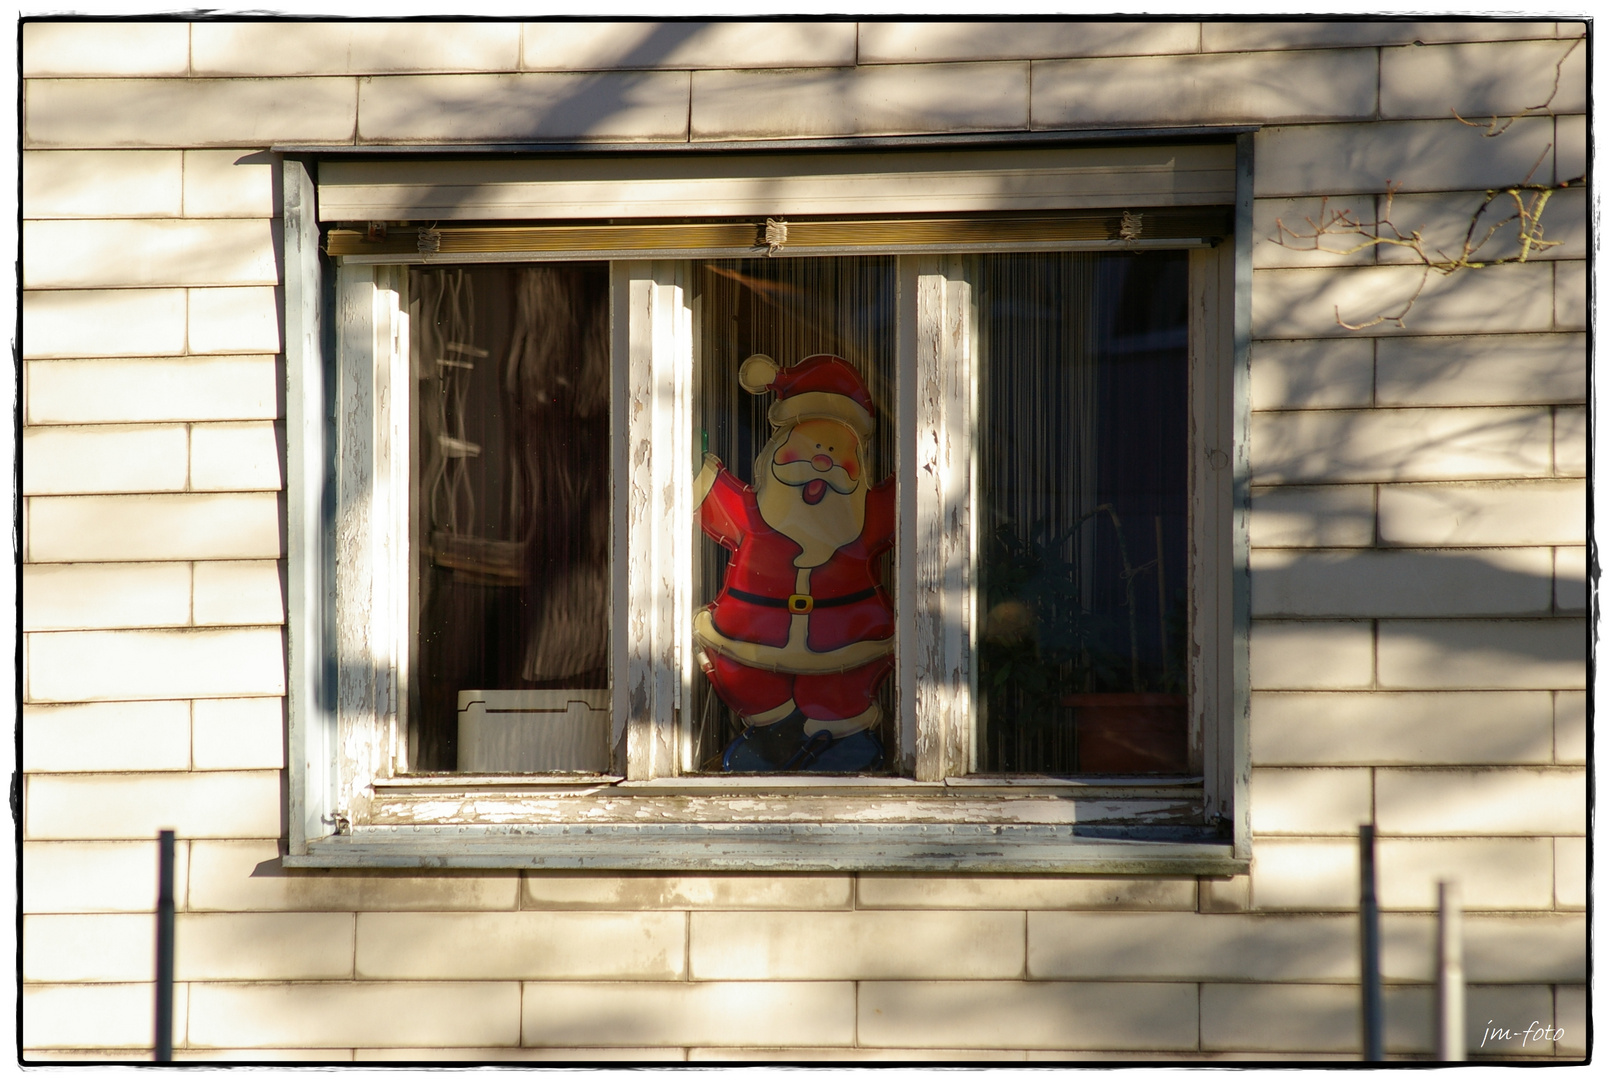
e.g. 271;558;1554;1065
21;19;1586;1062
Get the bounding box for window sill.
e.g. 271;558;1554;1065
287;823;1245;873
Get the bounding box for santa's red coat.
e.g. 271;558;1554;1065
698;467;894;664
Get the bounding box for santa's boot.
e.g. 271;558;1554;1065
793;705;884;773
721;709;812;772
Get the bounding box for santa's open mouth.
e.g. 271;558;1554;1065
802;479;828;504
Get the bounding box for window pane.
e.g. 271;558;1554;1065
975;251;1190;775
689;257;897;773
408;264;611;773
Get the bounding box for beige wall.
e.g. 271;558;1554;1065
20;20;1587;1061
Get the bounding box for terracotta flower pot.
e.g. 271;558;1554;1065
1062;692;1189;774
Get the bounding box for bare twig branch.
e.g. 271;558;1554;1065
1270;34;1584;329
1453;36;1581;136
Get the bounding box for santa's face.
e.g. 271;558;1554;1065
755;418;867;568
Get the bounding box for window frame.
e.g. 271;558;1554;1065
282;134;1252;872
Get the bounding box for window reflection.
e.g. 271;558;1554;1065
976;252;1190;775
408;264;612;773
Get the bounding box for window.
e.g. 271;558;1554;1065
282;138;1250;870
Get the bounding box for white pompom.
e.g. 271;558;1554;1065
738;353;779;395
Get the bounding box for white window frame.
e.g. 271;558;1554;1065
282;136;1252;871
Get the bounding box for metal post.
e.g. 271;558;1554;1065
1359;824;1383;1061
154;830;175;1063
1437;879;1466;1061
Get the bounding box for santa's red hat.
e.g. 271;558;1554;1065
738;353;875;438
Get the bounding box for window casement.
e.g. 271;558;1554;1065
282;136;1252;872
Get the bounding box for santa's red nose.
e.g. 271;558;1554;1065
811;453;834;471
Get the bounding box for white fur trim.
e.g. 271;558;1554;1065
802;703;880;738
768;390;873;437
739;354;779;394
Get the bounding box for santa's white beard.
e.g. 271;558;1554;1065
754;429;867;568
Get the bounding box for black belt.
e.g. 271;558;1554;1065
726;586;878;614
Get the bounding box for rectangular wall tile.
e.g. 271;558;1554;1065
1554;260;1586;329
23;423;189;495
189;422;284;491
1555;837;1585;908
191;697;284;770
1030;911;1355;980
1034;49;1376;128
693;63;1027;140
1375;767;1585;835
23;840;190;914
859;21;1200;62
189;982;520;1049
1256;117;1555;197
1249;485;1376;548
1202;982;1433;1053
25;77;357;148
25;771;282;840
23;562;191;631
1556;113;1585;182
1380;38;1585;120
1251;838;1357;910
1378;479;1585;546
23;699;191;773
358;71;690;143
188;286;281;354
1557;985;1586;1056
858;981;1198;1051
1553;405;1585;475
27;626;285;702
192;560;285;626
521;982;855;1048
1378;838;1554;909
182;149;277;217
1251;548;1553;617
1375;333;1585;407
189;840;518;911
192;21;521;76
177;912;355;980
23;913;155;982
1377;618;1586;689
691;910;1024;979
356;911;685;980
1253;262;1554;339
22;21;191;77
1253;194;1380;269
23;289;186;359
1249;768;1372;835
1554;690;1585;763
23;150;182;217
855;874;1197;910
523;21;856;70
23;219;278;289
24;983;189;1050
358;1047;682;1062
1249;338;1374;410
26;492;282;563
1464;916;1586;983
1252;407;1553;484
1248;621;1373;690
1554;546;1586;613
25;356;281;426
1251;691;1554;766
521;871;851;909
1204;22;1559;51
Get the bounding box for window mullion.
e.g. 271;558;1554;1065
622;262;691;779
910;257;973;781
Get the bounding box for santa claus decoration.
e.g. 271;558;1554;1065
693;353;895;772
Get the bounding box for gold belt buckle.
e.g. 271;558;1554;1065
787;593;814;614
